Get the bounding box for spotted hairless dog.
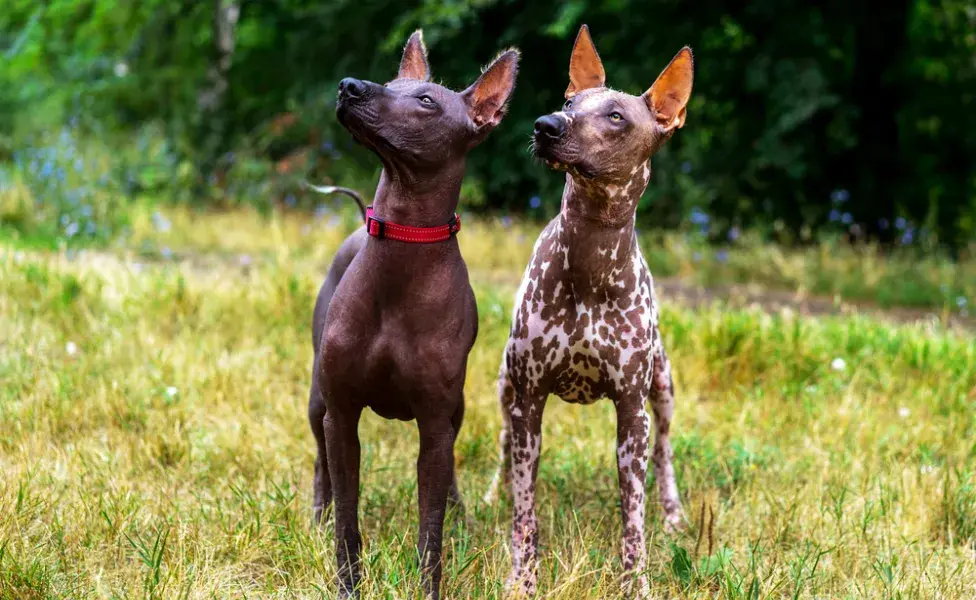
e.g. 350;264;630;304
308;32;518;599
484;25;693;596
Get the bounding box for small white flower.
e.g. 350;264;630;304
152;211;171;233
831;357;846;372
920;465;936;475
898;406;911;418
805;385;818;394
65;341;78;356
114;62;129;78
165;386;178;398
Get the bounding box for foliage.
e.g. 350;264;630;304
1;1;975;245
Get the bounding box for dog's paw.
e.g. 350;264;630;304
662;509;686;535
483;468;512;505
312;503;334;529
620;573;652;599
504;570;537;598
337;587;360;600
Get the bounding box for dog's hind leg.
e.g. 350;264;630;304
309;230;365;526
483;361;514;504
649;343;685;532
448;402;465;515
309;357;332;525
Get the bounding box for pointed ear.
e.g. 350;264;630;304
565;25;606;99
644;47;694;132
397;30;430;81
462;49;520;130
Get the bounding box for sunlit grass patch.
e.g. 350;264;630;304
1;216;975;598
116;204;976;316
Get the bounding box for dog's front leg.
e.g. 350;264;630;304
416;418;458;600
650;345;684;532
309;357;332;525
325;407;364;599
447;402;466;516
506;387;545;597
616;397;651;597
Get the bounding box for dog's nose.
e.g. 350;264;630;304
338;77;367;100
534;115;566;140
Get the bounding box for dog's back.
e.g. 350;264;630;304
311;226;366;352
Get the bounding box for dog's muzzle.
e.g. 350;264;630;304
338;77;368;102
534;114;566;141
534;114;576;172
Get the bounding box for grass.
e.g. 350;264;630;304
2;191;975;315
1;207;975;598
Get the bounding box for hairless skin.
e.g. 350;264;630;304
309;31;518;599
485;24;693;598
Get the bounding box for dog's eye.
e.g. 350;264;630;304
609;112;624;123
563;100;573;111
418;95;435;106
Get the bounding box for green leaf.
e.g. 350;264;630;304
543;1;587;38
669;542;694;583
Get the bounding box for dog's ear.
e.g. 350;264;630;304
643;47;694;133
462;49;520;131
565;25;606;99
397;30;431;81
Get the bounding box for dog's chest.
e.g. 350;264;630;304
321;256;478;415
508;220;660;403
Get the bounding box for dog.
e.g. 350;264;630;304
485;25;693;596
308;31;519;599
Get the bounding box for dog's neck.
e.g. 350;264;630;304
370;162;466;228
560;161;650;230
560;160;650;236
555;161;651;291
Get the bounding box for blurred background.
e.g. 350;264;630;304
1;0;974;250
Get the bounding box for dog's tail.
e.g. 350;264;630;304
302;182;367;222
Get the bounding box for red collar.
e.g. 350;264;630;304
365;206;461;243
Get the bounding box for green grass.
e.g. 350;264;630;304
3;193;975;315
639;229;975;312
1;209;975;599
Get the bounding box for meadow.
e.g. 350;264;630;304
1;205;975;599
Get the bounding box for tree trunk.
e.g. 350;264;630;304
195;0;239;199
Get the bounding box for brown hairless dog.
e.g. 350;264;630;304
308;31;518;599
485;25;693;597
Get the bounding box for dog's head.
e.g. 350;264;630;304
533;25;693;183
337;31;519;175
